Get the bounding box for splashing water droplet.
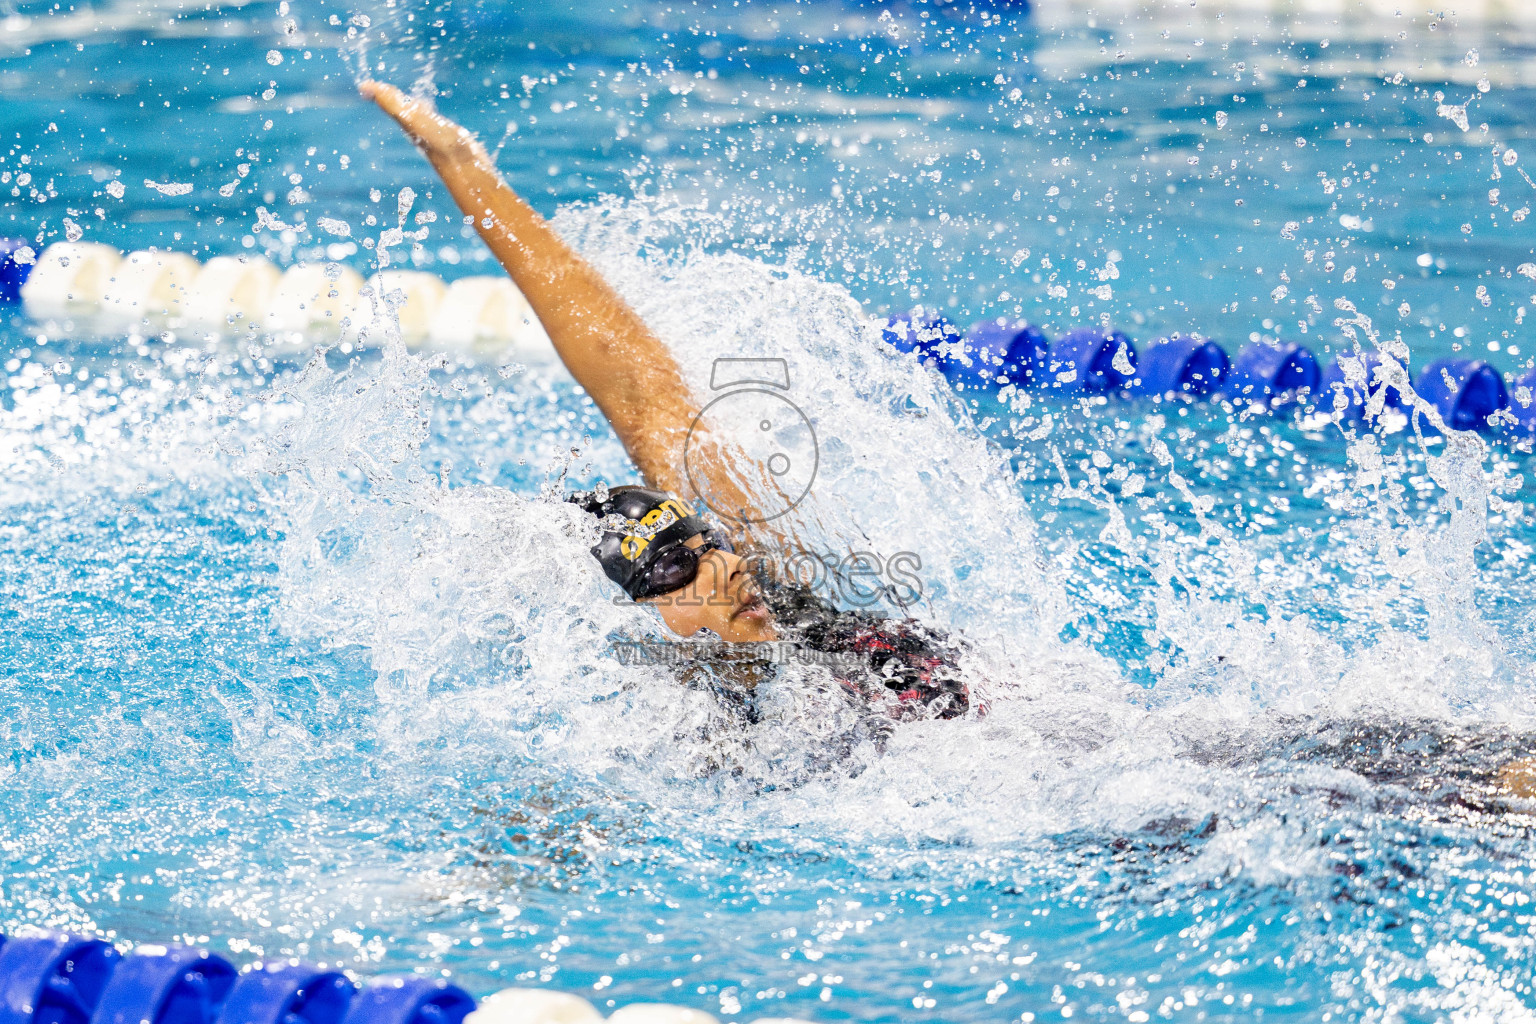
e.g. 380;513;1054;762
266;50;282;66
144;179;192;196
1436;102;1469;133
1112;345;1134;376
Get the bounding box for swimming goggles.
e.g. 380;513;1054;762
630;530;736;599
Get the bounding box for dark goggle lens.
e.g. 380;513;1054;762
634;544;701;598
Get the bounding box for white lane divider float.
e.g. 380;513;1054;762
185;254;283;333
11;240;558;367
21;241;123;322
98;249;201;331
605;1006;720;1024
266;261;366;349
464;988;605;1024
428;275;553;362
351;269;448;346
463;989;818;1024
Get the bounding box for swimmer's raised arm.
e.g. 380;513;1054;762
359;80;700;496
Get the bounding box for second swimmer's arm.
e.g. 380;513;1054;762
359;80;695;493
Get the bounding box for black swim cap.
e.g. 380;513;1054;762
567;485;711;599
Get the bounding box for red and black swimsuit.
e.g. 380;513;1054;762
766;585;971;721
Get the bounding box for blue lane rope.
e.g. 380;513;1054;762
93;944;237;1024
0;240;32;305
0;933;475;1024
948;317;1048;394
878;308;1535;442
0;933;120;1024
1;235;1532;442
220;964;355;1024
1041;327;1138;395
1318;349;1407;420
341;979;475;1024
1128;333;1229;399
1223;340;1319;408
1414;358;1507;432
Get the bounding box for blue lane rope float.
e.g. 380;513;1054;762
0;240;33;305
945;317;1049;395
0;934;477;1024
1320;350;1407;420
1224;340;1320;408
1506;367;1536;437
92;945;237;1024
878;310;1534;440
338;979;474;1024
0;929;841;1024
1039;327;1138;395
220;964;355;1024
0;933;120;1024
1128;333;1229;399
1413;358;1508;433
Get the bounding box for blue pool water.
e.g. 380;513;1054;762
6;1;1536;1020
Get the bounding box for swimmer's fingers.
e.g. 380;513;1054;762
359;79;412;119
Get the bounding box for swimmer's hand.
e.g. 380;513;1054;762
356;77;706;504
358;80;479;159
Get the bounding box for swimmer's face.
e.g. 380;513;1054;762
642;535;778;643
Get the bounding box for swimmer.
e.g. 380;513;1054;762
360;80;969;721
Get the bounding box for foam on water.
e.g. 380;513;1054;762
192;193;1536;910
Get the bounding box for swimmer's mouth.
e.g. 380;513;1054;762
732;587;768;621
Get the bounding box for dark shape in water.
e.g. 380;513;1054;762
1129;333;1230;399
91;944;236;1024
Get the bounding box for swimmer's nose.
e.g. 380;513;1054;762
719;549;752;589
